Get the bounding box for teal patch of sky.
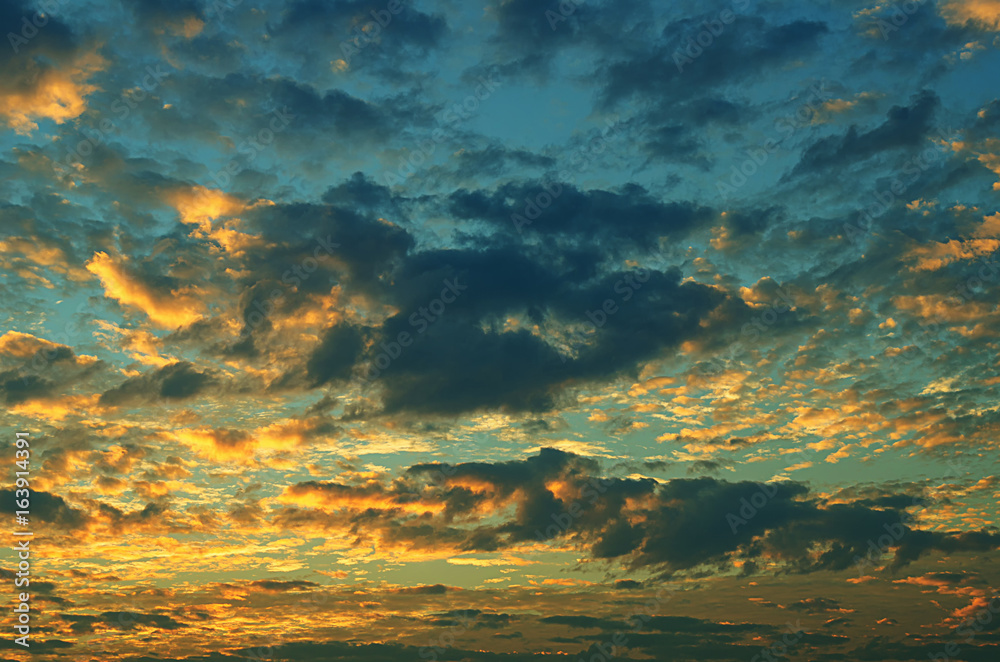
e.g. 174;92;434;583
935;47;1000;119
15;291;116;359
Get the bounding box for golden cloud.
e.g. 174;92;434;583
939;0;1000;28
0;51;105;134
85;252;205;328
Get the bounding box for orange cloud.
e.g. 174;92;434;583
172;427;257;463
277;483;446;516
892;294;992;323
905;237;1000;272
0;331;65;358
446;556;536;567
93;321;175;367
10;393;102;423
85;252;205;328
254;418;329;451
0;236;91;282
166;186;245;233
939;0;1000;28
0;51;104;134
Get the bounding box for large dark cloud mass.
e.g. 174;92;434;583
270;449;1000;575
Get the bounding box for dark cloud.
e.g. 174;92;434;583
541;615;621;629
241;171;751;417
247;579;319;592
792;90;940;176
279;450;1000;576
0;0;79;69
449;144;558;179
98;500;173;535
480;0;657;81
306;324;365;387
613;579;643;590
392;584;450;594
360;258;730;416
59;610;186;634
121;0;204;35
236;197;414;309
447;181;713;252
271;0;448;80
787;597;844;613
0;489;88;530
687;460;724;475
823;616;852;628
600;16;828;108
0;370;56;404
100;361;215;406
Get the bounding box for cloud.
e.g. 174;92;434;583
939;0;1000;29
2;1;1000;659
272;0;448;77
99;361;215;406
448;181;713;251
0;331;74;360
792;90;940;176
337;257;731;416
171;427;256;463
246;579;319;592
306;324;365;387
86;252;206;328
0;0;105;134
0;489;88;530
0;370;57;404
600;16;828;107
391;584;450;594
269;449;1000;575
59;610;186;633
121;0;205;39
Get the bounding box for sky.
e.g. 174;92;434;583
1;0;1000;660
